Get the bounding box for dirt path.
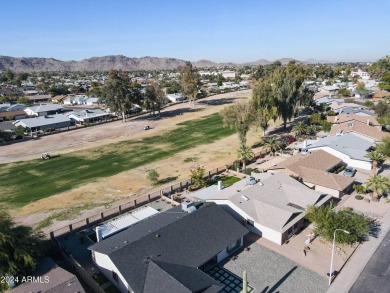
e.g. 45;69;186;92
0;90;250;164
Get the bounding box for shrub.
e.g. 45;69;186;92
353;184;367;194
306;204;370;244
326;110;335;116
147;169;160;184
309;113;322;124
355;195;364;200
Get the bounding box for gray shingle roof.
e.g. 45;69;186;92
10;257;85;293
89;203;248;293
25;104;63;113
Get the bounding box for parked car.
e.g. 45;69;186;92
288;136;296;144
343;167;356;177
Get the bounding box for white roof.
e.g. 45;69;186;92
14;114;71;128
66;109;110;121
26;104;63;113
98;206;159;239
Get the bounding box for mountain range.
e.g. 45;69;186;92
0;55;331;72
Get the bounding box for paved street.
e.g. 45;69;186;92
349;229;390;293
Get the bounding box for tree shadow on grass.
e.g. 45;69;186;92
156;176;179;185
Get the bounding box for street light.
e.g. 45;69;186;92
329;229;350;286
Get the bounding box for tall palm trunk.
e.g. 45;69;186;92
372;160;377;175
242;159;246;173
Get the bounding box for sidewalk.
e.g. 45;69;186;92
327;207;390;293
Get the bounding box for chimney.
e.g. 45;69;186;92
334;116;338;123
367;119;370;125
96;226;103;242
303;140;307;148
217;180;223;191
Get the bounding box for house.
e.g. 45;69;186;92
372;90;390;101
192;173;330;245
268;150;355;198
9;257;85;293
24;104;64;117
27;94;52;103
298;133;374;170
6;104;26;111
322;85;339;93
351;69;370;80
0;121;16;132
66;109;111;124
14;114;72;132
0;110;27;122
88;202;248;293
0;103;12;111
52;94;69;104
328;114;389;142
63;95;99;105
166;93;185;103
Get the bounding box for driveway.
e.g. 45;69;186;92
222;238;327;293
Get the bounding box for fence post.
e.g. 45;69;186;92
148;194;151;202
170;185;173;193
101;212;104;220
50;231;54;239
217;168;219;174
119;205;122;214
69;224;73;233
180;182;183;191
134;199;137;207
208;171;211;178
86;218;90;227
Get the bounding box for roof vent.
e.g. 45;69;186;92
258;179;264;186
181;200;197;213
246;176;257;185
241;195;249;201
156;234;161;238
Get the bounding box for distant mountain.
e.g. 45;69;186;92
304;58;332;64
0;55;333;72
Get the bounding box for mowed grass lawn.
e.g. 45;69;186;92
0;113;235;207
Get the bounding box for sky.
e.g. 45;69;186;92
1;0;389;63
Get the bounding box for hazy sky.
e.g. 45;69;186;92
1;0;389;62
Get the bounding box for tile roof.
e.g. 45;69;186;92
228;173;325;232
329;122;389;141
327;113;379;126
280;150;354;191
0;110;26;118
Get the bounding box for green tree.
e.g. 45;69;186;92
236;144;254;172
364;151;385;174
147;169;160;184
252;78;273;136
5;69;15;81
365;175;390;201
374;101;390;117
17;96;33;106
144;81;165;115
292;121;308;138
271;68;305;129
376;137;390;157
220;102;254;145
320;120;332;132
97;70;140;122
368;56;390;79
13;126;25;139
190;165;206;188
338;88;351;97
263;136;282;156
180;62;200;107
306;204;370;245
363;100;375;108
355;83;370;98
0;211;45;282
309;113;322;124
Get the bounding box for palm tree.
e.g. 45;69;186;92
365;175;390;201
263;137;281;156
292;121;307;138
365;151;385;174
237;144;254;172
